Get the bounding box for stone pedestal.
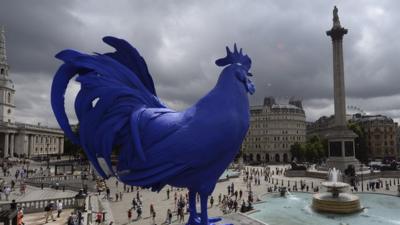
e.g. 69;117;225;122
326;126;359;171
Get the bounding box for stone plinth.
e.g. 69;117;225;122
326;126;359;171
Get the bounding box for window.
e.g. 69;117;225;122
329;141;342;157
0;68;4;74
7;93;10;103
345;141;354;156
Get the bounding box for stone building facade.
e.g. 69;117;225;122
0;26;64;158
350;114;398;160
241;97;306;163
307;113;399;160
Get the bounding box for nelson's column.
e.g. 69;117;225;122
325;6;359;171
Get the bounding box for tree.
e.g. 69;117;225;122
291;136;326;163
290;142;305;162
304;136;324;163
64;137;85;158
63;123;86;159
348;122;367;163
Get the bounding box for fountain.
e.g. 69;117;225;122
312;168;361;214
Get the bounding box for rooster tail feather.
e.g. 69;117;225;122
52;42;164;179
51;63;80;145
103;36;157;96
51;63;108;178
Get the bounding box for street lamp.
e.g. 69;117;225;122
75;189;87;211
74;189;87;225
360;164;364;192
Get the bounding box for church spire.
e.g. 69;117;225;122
0;26;7;64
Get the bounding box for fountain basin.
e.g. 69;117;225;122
321;181;349;189
249;193;400;225
312;192;361;214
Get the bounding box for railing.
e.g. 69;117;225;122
0;197;77;214
24;174;94;192
25;174;84;183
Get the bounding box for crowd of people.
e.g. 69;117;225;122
1;159;398;225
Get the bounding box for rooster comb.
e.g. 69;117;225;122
215;44;251;71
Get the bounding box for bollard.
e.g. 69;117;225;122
397;184;400;197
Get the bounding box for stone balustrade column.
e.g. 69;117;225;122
29;135;34;157
10;133;14;157
4;133;9;157
60;137;64;154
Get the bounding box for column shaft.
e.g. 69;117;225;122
10;134;14;157
29;135;34;157
332;39;346;127
4;133;9;157
60;138;64;154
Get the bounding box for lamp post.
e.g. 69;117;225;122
75;189;87;225
75;189;87;211
360;164;364;192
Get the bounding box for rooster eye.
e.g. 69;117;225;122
247;72;253;77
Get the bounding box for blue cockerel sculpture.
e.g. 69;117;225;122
51;37;255;225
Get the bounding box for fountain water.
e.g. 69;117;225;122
312;168;361;214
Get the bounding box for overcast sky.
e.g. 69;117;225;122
1;0;400;127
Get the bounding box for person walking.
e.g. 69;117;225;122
95;212;103;225
57;200;63;218
167;208;172;224
136;205;142;220
17;207;23;225
149;204;156;224
166;188;170;200
44;202;56;223
68;212;78;225
128;208;132;222
132;198;137;210
4;186;10;201
105;187;110;200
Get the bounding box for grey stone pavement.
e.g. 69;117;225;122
97;165;400;225
23;209;74;225
1;163;398;225
0;160;77;204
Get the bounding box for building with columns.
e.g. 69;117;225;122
241;97;306;164
0;26;64;158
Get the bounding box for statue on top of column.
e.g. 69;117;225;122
333;6;341;27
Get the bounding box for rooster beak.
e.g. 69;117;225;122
247;72;253;77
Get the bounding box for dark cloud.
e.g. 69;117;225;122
1;0;400;126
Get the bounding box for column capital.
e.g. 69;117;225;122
326;27;348;41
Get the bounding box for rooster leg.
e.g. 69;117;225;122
197;193;230;225
188;190;197;224
199;193;209;225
